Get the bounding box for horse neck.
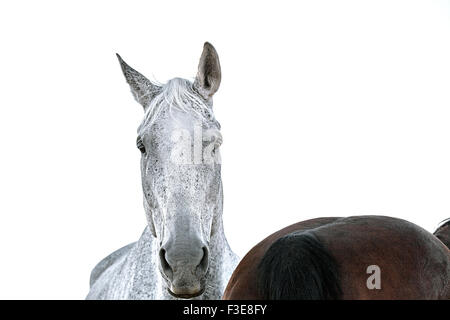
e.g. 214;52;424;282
208;182;232;263
202;213;236;297
210;213;228;254
208;204;237;269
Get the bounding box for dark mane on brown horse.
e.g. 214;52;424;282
257;231;341;299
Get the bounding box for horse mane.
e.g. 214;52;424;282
138;78;219;135
257;231;342;300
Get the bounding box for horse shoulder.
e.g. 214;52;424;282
89;242;136;288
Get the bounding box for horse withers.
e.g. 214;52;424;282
87;43;239;300
223;216;450;299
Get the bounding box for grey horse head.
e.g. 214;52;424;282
117;43;223;298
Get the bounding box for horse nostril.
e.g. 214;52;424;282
159;248;173;280
197;246;209;274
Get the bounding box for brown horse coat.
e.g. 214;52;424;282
223;216;450;300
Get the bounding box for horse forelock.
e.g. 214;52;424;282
137;78;219;135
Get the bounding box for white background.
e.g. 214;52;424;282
0;0;449;299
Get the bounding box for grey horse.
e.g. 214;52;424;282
87;43;239;299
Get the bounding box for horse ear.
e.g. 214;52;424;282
194;42;221;100
116;53;160;110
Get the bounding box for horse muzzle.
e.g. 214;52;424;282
159;238;209;299
167;285;205;299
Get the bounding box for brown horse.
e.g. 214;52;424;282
223;216;450;300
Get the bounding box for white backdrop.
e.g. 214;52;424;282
0;0;449;299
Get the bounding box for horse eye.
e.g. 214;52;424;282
137;138;146;154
